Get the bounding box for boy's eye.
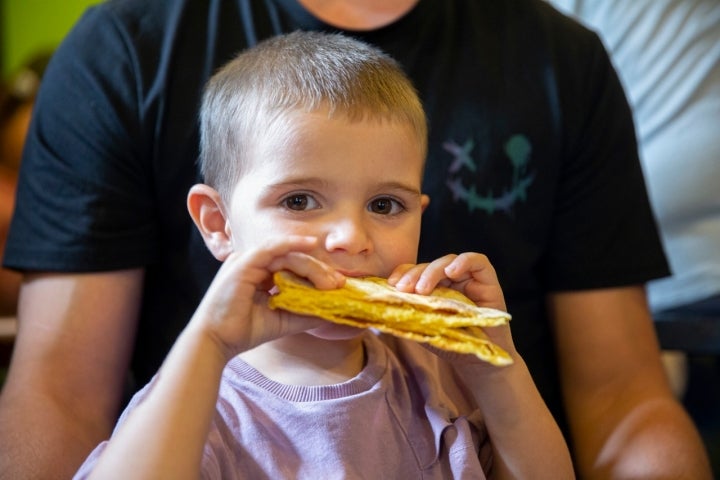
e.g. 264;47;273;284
283;194;318;211
369;197;404;215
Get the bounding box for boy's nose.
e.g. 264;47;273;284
323;215;372;255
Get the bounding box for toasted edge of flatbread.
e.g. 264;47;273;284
268;271;513;366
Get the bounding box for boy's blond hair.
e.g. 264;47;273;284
199;31;427;199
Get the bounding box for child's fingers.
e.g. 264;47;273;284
392;255;457;294
224;235;319;279
414;254;459;294
445;252;499;285
224;235;342;290
461;281;507;311
443;253;506;310
388;253;507;310
390;262;431;292
268;252;345;290
386;263;418;285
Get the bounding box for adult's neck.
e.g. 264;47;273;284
297;0;419;30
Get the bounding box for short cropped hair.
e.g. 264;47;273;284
199;30;427;199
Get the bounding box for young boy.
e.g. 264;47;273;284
74;31;572;479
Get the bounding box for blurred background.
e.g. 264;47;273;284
0;0;98;78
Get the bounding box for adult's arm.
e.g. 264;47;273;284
0;268;144;479
549;285;712;479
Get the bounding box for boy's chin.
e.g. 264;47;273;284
306;323;365;341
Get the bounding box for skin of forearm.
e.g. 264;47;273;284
456;357;575;479
0;390;113;480
87;325;229;480
0;269;144;479
573;394;712;479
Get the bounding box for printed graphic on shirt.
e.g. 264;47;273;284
443;134;534;215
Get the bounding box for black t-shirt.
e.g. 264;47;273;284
4;0;669;425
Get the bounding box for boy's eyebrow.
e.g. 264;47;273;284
264;177;423;195
375;181;423;196
260;177;329;193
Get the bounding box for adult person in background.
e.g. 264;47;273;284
551;0;720;387
0;0;712;478
549;0;720;471
0;53;51;315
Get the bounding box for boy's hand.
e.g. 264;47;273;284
388;252;506;311
189;236;345;361
387;252;514;364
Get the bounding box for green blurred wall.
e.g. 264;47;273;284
1;0;100;78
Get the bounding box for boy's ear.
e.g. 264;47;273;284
421;194;430;213
187;184;233;261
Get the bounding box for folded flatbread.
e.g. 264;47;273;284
269;271;513;366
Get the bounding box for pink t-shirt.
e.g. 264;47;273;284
75;332;491;479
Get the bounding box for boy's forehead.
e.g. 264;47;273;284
246;109;425;180
284;108;425;152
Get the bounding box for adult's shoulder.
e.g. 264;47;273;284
73;0;187;36
524;0;602;41
55;0;209;71
509;1;628;133
520;0;608;60
45;0;218;117
463;0;612;83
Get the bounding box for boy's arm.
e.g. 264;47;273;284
452;352;575;479
390;253;574;479
83;241;339;479
86;321;229;480
0;269;143;479
550;286;713;479
83;255;264;480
